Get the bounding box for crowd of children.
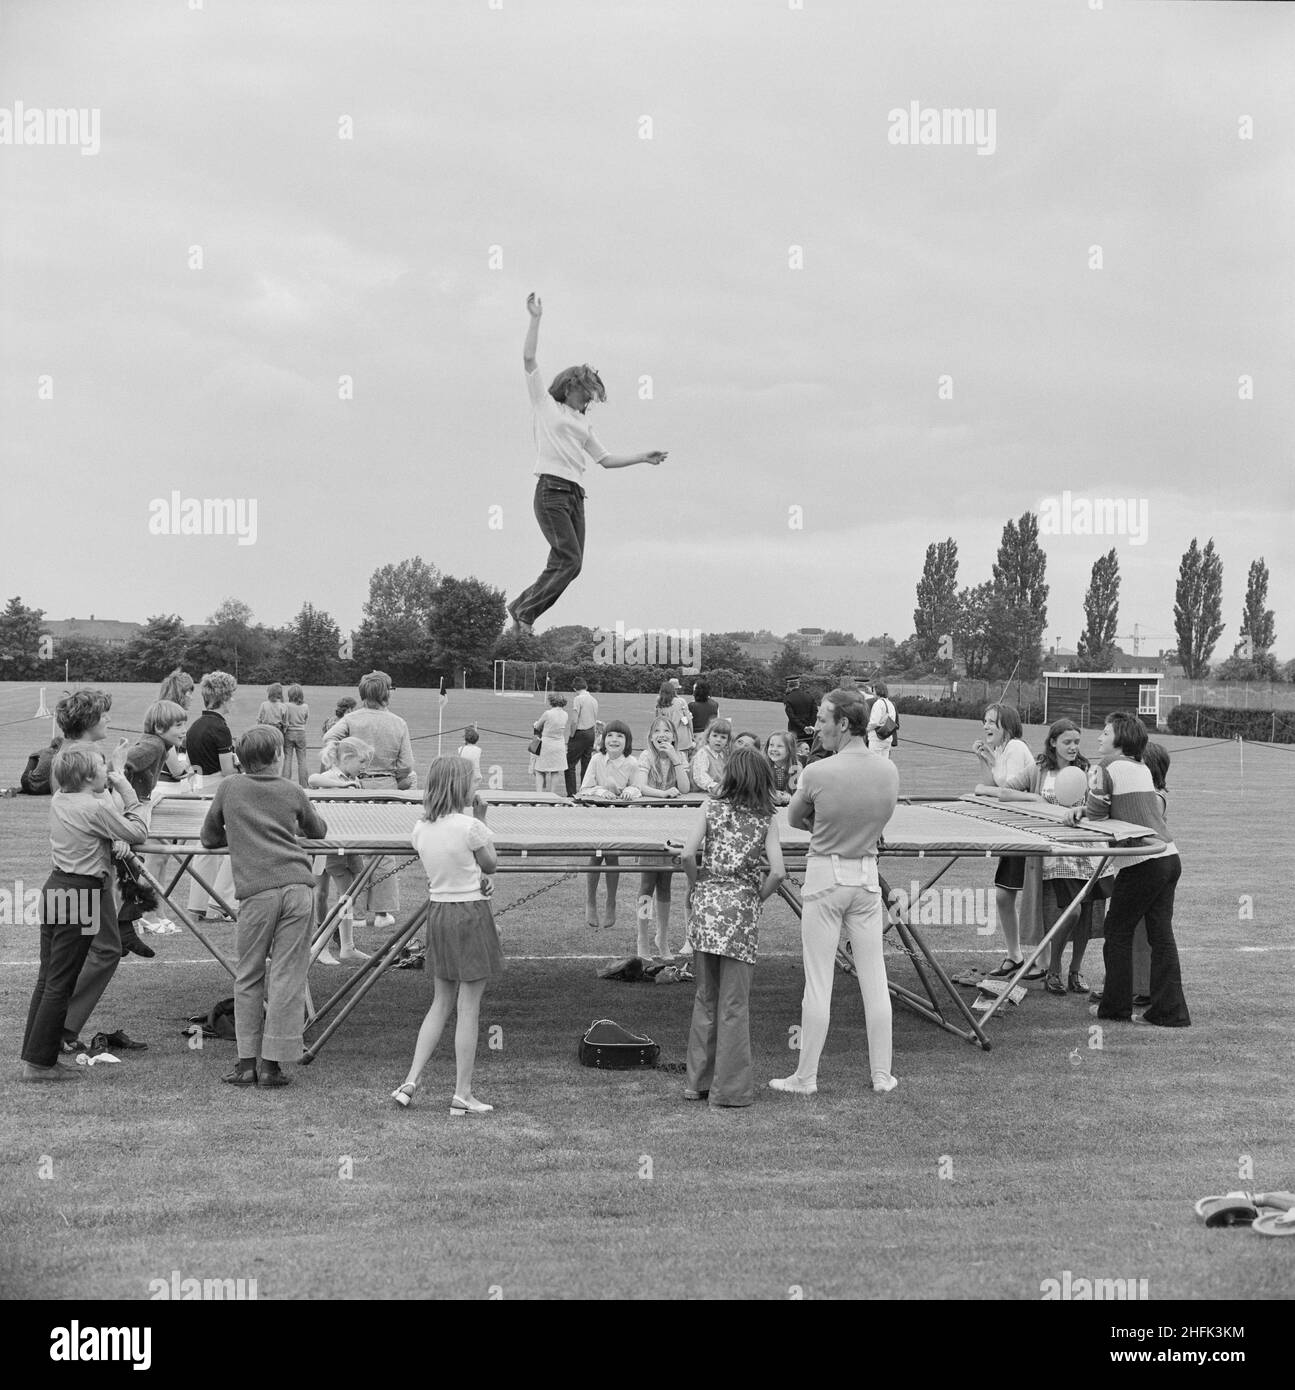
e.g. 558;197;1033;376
12;673;1190;1109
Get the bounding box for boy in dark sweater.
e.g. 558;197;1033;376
200;726;329;1087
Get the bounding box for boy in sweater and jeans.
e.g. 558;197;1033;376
200;726;328;1087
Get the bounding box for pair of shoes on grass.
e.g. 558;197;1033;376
1194;1190;1295;1236
222;1060;289;1088
391;1082;492;1116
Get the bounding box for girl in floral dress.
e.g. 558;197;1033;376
680;746;785;1108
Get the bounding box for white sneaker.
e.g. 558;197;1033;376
769;1075;817;1095
872;1072;899;1093
373;913;396;929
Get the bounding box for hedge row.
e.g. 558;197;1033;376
1166;703;1295;743
892;695;1044;725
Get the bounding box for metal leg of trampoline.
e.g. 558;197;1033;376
308;855;382;963
976;855;1110;1026
126;851;236;976
301;903;430;1063
776;865;993;1050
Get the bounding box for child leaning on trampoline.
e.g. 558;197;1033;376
391;756;503;1116
1069;711;1190;1028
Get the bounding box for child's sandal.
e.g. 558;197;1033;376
391;1081;416;1109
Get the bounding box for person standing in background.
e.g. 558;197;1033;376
281;685;310;787
321;672;417;933
783;680;817;744
865;681;898;759
185;672;241;924
667;677;695;762
565;678;599;797
688;681;718;743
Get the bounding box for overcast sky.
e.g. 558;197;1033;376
2;0;1291;659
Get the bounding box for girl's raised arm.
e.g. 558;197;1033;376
523;293;542;368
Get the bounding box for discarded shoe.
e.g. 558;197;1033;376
1193;1192;1259;1227
96;1030;147;1051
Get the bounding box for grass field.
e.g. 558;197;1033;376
0;681;1291;1300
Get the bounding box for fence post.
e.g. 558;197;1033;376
1195;710;1200;737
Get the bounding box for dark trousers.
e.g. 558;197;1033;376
565;727;596;796
21;871;106;1067
1098;854;1190;1026
514;476;586;625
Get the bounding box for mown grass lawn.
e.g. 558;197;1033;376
0;683;1291;1299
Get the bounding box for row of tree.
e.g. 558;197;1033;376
908;522;1279;681
0;520;1284;689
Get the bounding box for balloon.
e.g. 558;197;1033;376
1053;765;1088;807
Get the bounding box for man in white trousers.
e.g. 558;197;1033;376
770;687;900;1097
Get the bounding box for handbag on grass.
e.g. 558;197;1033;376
579;1018;660;1069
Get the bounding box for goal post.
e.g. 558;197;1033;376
493;659;537;696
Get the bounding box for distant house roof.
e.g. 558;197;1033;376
43;618;142;647
1043;670;1165;681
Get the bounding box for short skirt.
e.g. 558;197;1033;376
425;899;504;981
994;855;1026;891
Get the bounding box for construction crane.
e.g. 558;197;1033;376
1115;622;1176;658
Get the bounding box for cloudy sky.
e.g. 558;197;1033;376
2;0;1292;659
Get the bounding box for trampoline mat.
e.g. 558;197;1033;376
145;794;1155;857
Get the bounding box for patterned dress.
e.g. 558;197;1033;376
689;801;773;965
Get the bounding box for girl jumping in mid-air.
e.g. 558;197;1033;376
508;294;668;635
391;756;503;1115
